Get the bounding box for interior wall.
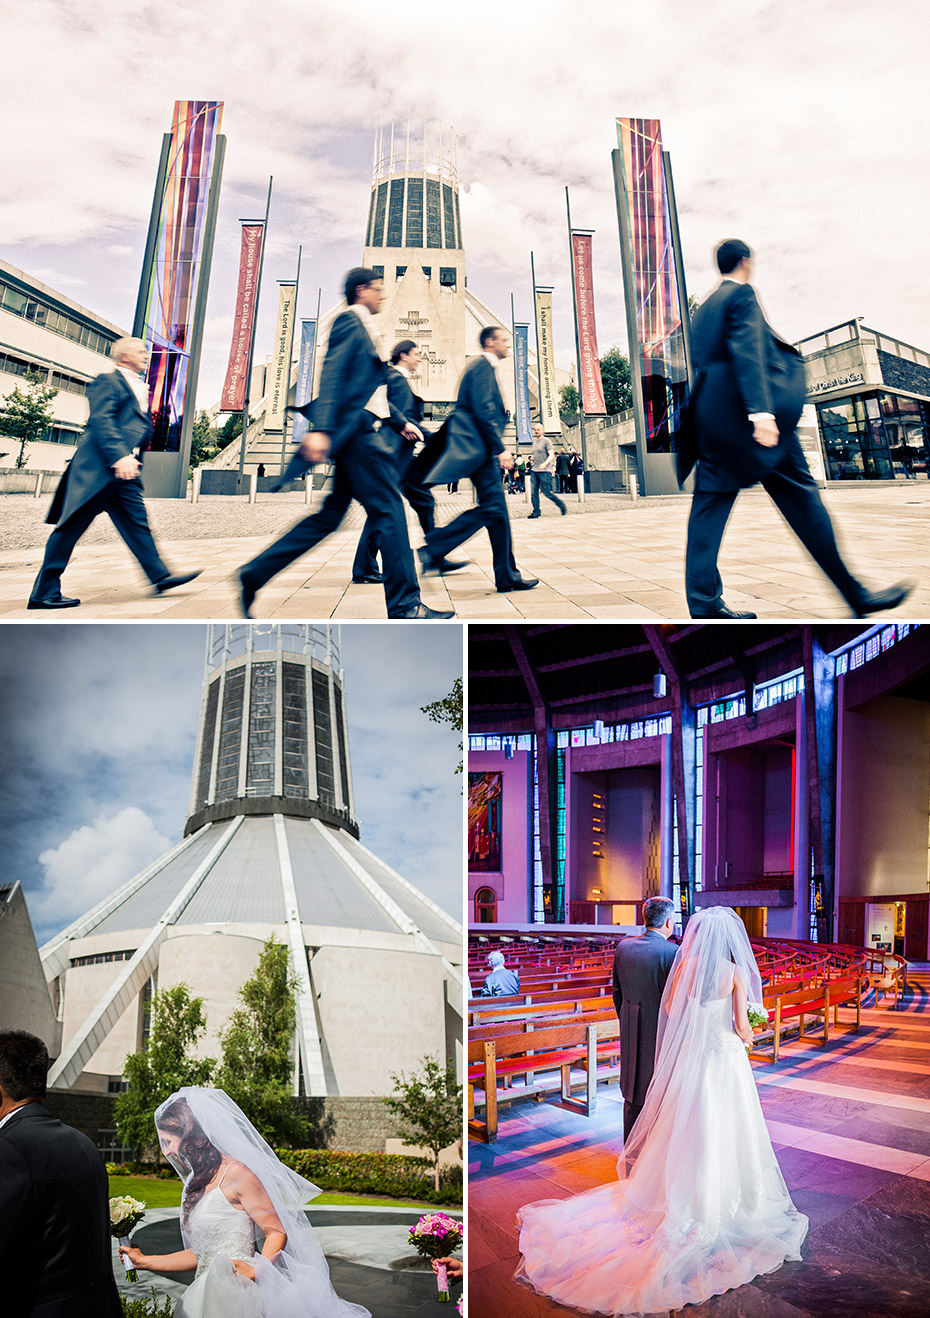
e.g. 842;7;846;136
569;769;609;903
605;767;660;903
467;749;529;922
837;695;930;898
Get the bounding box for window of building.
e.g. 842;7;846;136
439;267;456;289
282;662;309;798
0;279;113;356
475;886;497;922
395;266;407;280
405;179;423;247
372;182;388;247
421;266;431;279
426;179;442;248
386;177;405;247
371;265;384;279
442;183;457;248
245;661;276;796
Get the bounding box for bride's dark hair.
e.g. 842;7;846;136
160;1097;222;1229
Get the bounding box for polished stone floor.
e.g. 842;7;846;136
116;1204;463;1316
468;966;930;1317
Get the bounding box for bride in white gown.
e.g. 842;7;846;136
516;907;808;1316
120;1087;370;1318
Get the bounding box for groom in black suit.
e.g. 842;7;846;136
612;897;678;1141
682;239;911;619
0;1030;122;1317
28;336;200;608
418;326;537;592
239;270;452;619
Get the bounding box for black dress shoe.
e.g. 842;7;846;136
691;605;758;619
352;573;384;584
154;570;202;595
435;557;469;573
497;578;539;592
393;602;456;619
417;546;439;575
27;595;80;609
850;581;914;618
239;578;256;618
527;512;540;519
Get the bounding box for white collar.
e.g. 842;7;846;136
395;364;411;379
483;350;503;371
0;1101;39;1130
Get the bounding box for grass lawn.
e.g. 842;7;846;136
108;1176;459;1213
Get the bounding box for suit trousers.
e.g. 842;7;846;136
30;478;169;601
241;422;420;616
685;442;864;615
530;471;566;515
352;466;436;576
623;1099;643;1143
424;454;518;587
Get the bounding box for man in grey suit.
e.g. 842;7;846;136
0;1030;122;1317
612;896;678;1141
28;337;200;609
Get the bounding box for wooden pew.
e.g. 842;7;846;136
467;1019;621;1142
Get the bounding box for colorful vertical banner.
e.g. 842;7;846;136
615;118;688;453
570;233;607;415
513;324;532;444
265;282;297;431
141;100;224;452
291;319;317;445
221;223;264;412
534;289;560;435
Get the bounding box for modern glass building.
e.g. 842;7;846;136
798;320;930;481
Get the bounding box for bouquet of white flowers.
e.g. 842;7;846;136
745;1003;770;1050
109;1195;146;1283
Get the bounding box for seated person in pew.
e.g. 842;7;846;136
481;950;520;996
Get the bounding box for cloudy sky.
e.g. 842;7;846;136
0;623;463;944
2;0;927;405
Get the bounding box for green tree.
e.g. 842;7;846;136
382;1057;462;1193
558;382;579;420
215;937;311;1147
115;984;215;1162
0;370;58;468
190;410;219;468
217;413;244;449
421;676;463;775
598;347;633;416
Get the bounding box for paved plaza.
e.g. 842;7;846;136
113;1204;462;1315
1;483;927;621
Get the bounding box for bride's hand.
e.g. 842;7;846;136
737;1025;753;1047
119;1245;147;1270
232;1258;257;1282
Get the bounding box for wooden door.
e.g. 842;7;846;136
904;897;929;962
838;900;865;948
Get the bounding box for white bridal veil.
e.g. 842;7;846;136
154;1087;370;1318
616;905;764;1184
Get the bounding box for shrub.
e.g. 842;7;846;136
275;1149;462;1205
120;1291;174;1316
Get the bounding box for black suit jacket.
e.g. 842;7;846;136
0;1104;122;1317
679;280;807;491
47;370;153;526
424;356;507;486
311;310;390;458
612;930;678;1105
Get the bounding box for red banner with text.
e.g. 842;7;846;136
571;232;606;415
220;223;264;411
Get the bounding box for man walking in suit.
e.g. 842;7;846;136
418;326;537;592
28;337;200;608
239;270;452;619
0;1030;122;1317
527;420;567;518
612;896;678;1142
683;240;912;619
351;339;464;582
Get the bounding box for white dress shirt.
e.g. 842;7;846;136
349;304;389;419
0;1100;38;1130
114;365;151;415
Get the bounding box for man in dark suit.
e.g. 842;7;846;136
351;340;464;582
683;240;912;619
239;271;452;619
612;896;678;1142
418;326;537;592
28;337;200;609
0;1030;122;1317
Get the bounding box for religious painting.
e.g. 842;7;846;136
468;771;502;872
